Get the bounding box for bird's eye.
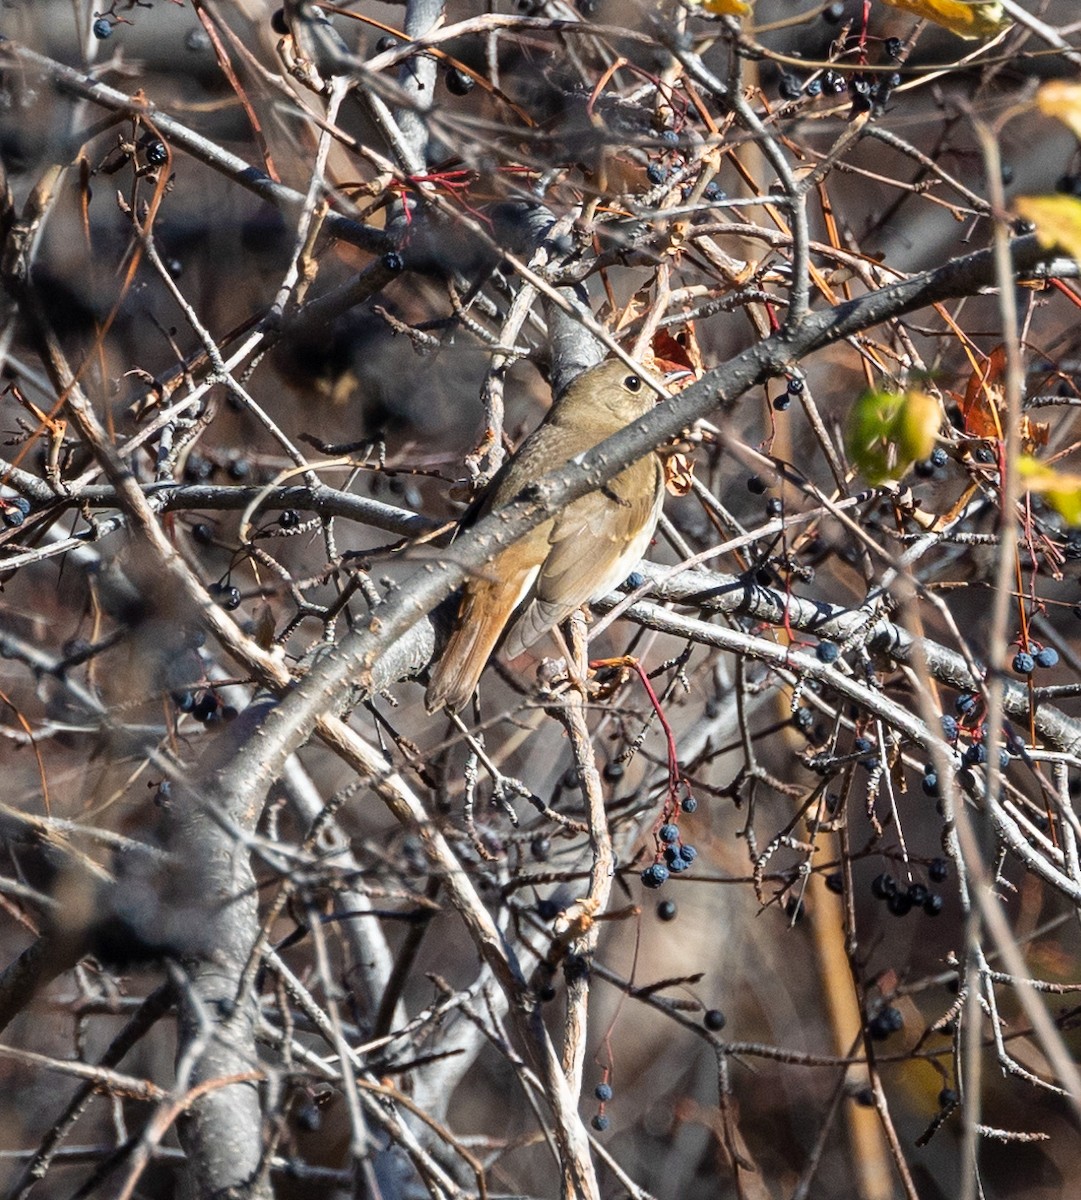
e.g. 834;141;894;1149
623;374;642;393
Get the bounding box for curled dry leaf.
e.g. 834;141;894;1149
664;450;696;496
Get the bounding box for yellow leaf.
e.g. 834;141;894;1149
1014;195;1081;262
699;0;752;14
879;0;1010;39
1017;455;1081;525
847;389;941;485
1037;81;1081;142
894;390;939;464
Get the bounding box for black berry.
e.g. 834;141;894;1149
445;68;475;95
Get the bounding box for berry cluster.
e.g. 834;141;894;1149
870;867;946;917
640;793;699;890
208;580;243;610
1012;645;1060;674
772;375;804;412
173;689;237;724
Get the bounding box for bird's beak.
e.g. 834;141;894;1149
662;368;695;394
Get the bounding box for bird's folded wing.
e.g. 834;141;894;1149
501;462;661;658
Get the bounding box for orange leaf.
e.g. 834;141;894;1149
651;325;703;381
961;345;1006;439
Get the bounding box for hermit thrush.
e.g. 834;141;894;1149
425;359;666;713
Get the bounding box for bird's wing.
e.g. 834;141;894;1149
501;457;663;658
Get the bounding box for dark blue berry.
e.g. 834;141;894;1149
887;891;913;916
656;900;677;921
816;641;840;664
278;509;301;528
595;1082;613;1102
659;823;679;844
778;73;803;101
93;17;112;38
955;693;978;715
1035;646;1059;668
591;1114;610;1131
383;251;404;272
921;773;938;797
704;182;725;201
884;36;903;58
666;854;688;874
871;873;895;900
924;893;944;916
805;78;823;97
641;863;669;889
661;129;680;146
854;737;872;754
822;1;845;22
773;394;791;411
144;140;167;166
1012;650;1035;674
681;795;698;814
963;742;988;766
930;447;948;468
679;844;697;863
941;714;959;742
375;35;398;52
646;163;667;186
703;1008;726;1031
907;883;929;906
938;1087;958;1107
929;857;948;883
786;376;805;395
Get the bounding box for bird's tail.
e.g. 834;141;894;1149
424;579;524;713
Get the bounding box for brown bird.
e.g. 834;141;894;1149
425;359;666;713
